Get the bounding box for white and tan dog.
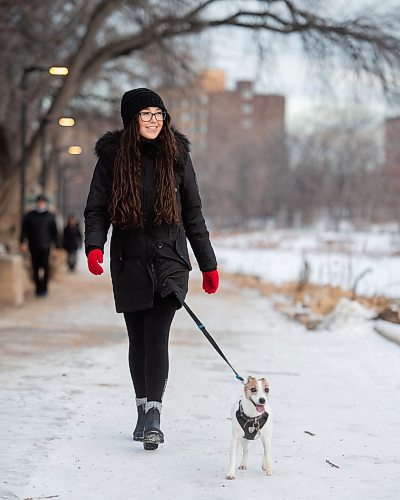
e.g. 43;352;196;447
227;376;273;480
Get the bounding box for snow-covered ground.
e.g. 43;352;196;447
1;265;400;500
213;228;400;298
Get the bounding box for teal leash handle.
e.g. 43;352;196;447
182;301;245;384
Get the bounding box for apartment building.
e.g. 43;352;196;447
163;71;287;224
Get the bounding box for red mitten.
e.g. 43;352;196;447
202;270;219;294
87;249;104;275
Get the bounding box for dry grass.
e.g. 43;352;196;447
222;270;397;329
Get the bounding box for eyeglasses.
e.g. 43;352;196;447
139;111;166;122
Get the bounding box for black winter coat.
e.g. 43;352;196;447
84;129;217;313
63;223;82;252
20;210;59;250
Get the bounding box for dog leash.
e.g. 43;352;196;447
182;301;245;384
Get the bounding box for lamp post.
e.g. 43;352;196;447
19;65;68;222
61;163;82;219
54;146;82;219
40;116;75;190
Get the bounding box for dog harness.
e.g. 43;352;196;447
236;402;269;440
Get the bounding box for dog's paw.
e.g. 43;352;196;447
226;474;236;480
262;464;273;476
238;465;247;470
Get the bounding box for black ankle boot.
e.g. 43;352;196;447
143;407;164;450
132;404;146;442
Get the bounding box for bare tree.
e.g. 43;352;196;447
288;113;383;228
2;0;400;240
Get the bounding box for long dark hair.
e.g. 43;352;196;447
109;114;179;229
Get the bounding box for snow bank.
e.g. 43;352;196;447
213;228;400;298
318;297;375;331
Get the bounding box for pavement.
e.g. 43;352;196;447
1;267;399;500
0;271;126;372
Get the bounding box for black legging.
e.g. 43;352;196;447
123;293;177;403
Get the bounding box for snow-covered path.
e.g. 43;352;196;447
1;272;399;500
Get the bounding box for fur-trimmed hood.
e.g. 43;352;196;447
94;127;191;167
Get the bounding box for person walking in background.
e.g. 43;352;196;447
20;194;60;297
84;88;219;451
63;214;82;272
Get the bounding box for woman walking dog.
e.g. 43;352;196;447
84;88;219;450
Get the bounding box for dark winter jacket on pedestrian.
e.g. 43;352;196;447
20;210;59;250
63;223;82;252
84;128;217;313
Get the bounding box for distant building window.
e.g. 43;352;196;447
242;103;253;114
200;123;208;134
201;106;209;118
242;118;252;129
241;89;253;100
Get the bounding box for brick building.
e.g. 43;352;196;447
384;117;400;217
162;71;287;225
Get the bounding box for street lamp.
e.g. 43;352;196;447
67;146;82;155
58;117;75;127
48;67;69;76
40;115;75;190
20;65;68;223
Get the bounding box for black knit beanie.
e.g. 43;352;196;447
120;88;167;128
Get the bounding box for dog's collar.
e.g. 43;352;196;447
236;401;269;441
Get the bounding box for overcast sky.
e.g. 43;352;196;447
201;0;400;129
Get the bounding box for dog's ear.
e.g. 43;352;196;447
260;377;270;393
247;375;256;384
